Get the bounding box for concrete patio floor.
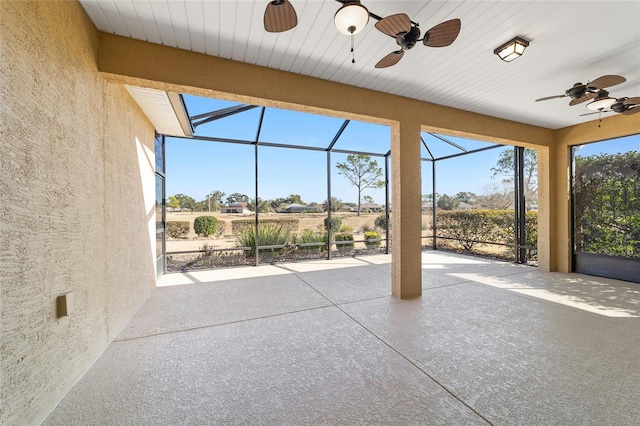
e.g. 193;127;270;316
45;251;640;425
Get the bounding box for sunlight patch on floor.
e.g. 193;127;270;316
159;255;393;287
421;252;489;265
451;273;639;318
158;265;291;287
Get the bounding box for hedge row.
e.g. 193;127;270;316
436;210;537;252
166;218;226;239
231;218;299;235
166;221;189;238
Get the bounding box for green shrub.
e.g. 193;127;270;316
166;221;189;238
487;210;514;244
323;216;343;232
374;214;388;229
334;232;354;253
436;210;538;257
364;231;381;248
437;210;499;250
341;224;353;233
232;218;299;235
296;229;328;253
194;216;218;237
524;211;538;260
236;222;292;256
215;220;226;237
200;243;214;258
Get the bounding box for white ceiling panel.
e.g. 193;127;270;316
81;0;640;130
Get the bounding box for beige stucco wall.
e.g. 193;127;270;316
96;30;640;280
0;2;157;424
545;114;640;272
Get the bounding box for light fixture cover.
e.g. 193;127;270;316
494;37;529;62
334;1;369;35
587;97;617;111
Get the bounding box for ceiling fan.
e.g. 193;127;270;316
580;95;640;116
535;75;626;105
263;0;461;68
373;15;461;68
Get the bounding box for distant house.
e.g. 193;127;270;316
221;202;250;214
457;202;477;210
351;203;383;213
284;203;320;213
422;202;434;212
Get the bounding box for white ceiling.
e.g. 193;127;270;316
80;0;640;130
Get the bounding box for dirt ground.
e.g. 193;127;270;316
165;211;436;252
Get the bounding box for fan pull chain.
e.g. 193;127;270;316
351;34;355;64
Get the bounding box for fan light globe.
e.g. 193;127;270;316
587;97;616;111
334;1;369;35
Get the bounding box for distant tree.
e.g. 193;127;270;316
205;190;226;212
363;195;375;204
194;200;207;211
270;194;305;210
323;197;345;212
423;193;440;202
336;154;384;216
479;183;513;210
492;148;538;207
455;191;477;204
174;194;196;212
287;194;304;204
247;198;273;213
226;193;250;204
437;194;460;210
167;196;180;212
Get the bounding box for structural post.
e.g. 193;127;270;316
254;107;266;266
326;151;333;260
516;147;527;263
391;119;422;299
384;153;390;254
432;160;437;250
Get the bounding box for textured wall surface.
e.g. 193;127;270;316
0;1;156;424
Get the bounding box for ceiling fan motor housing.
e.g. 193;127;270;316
396;26;421;50
567;84;587;99
611;101;627;113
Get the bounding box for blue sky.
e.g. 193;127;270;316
166;95;638;205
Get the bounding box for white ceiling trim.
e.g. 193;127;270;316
125;86;192;137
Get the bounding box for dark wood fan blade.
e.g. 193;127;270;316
375;50;404;68
423;19;461;47
264;0;297;33
587;75;626;90
535;94;566;102
375;14;411;37
569;92;597;106
622;106;640;115
623;97;640;106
